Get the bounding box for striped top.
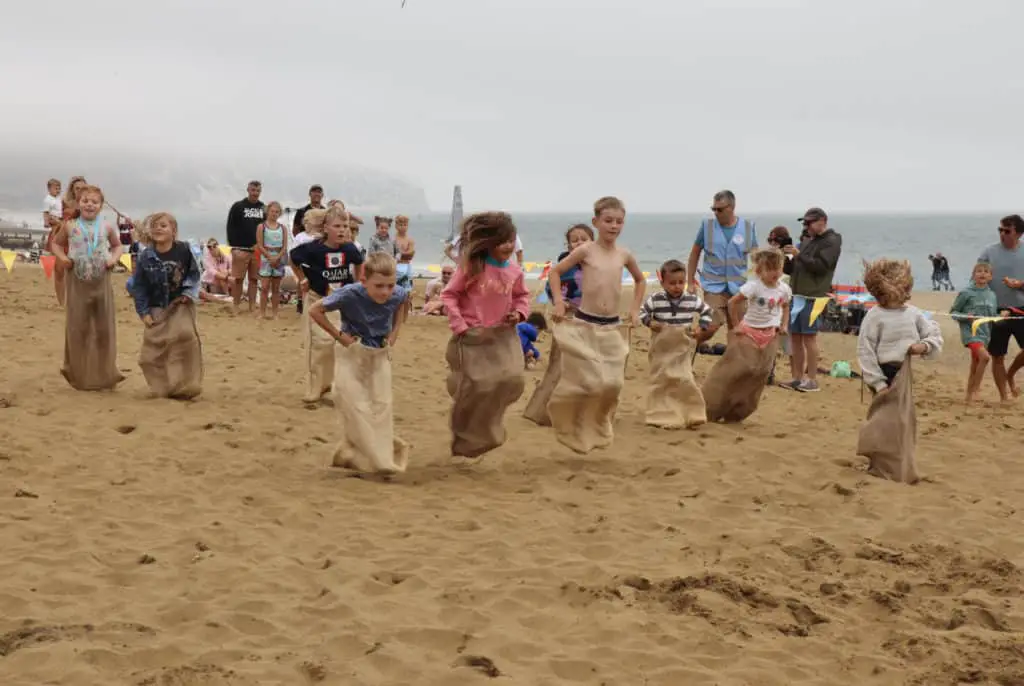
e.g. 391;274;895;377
640;291;714;328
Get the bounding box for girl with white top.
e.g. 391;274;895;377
728;248;792;349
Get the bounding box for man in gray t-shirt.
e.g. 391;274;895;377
978;214;1024;400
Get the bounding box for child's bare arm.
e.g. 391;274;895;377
624;251;645;324
52;223;70;264
256;225;266;258
388;292;410;345
727;292;746;328
309;301;354;346
548;244;588;314
106;224;124;268
779;302;790;334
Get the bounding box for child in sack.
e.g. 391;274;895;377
641;259;717;338
129;212;204;399
857;259;943;393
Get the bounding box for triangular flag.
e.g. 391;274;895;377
539;262;551;280
807;296;831;326
536;290;550;304
523;261;536;271
218;245;231;257
427;264;441;274
971;316;1003;337
40;255;56;279
789;295;807;323
0;250;15;273
119;253;133;271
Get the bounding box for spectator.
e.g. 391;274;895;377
978;214;1024;401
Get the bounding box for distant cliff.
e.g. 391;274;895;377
0;146;431;214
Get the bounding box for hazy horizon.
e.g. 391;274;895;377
4;0;1022;214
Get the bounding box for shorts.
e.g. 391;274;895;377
736;322;776;349
259;257;286;279
702;291;739;328
230;248;259;282
966;341;987;361
790;301;820;335
986;317;1024;357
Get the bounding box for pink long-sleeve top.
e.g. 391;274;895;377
441;258;530;335
202;247;232;284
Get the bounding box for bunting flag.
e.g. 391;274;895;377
218;245;232;257
538;261;551;280
536;290;550;304
40;255;56;279
119;253;133;271
0;250;15;273
426;264;442;273
807;295;831;326
790;294;832;325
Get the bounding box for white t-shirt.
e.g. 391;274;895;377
449;235;523;260
740;278;792;329
42;194;62;227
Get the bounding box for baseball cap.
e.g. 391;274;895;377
309;184;323;193
798;207;828;223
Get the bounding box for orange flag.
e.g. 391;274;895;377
40;255;56;279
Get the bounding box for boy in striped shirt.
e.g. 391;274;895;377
641;259;717;338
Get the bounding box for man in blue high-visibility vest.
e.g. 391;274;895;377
686;190;758;331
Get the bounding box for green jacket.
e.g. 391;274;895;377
950;285;998;345
788;229;843;298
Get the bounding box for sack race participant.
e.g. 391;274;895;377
441;212;530;458
129;212;204;399
855;259;943;483
641;259;717;429
524;224;594;425
546;319;630;452
702;248;790;423
288;207;365;403
309;252;411;475
51;184;126;391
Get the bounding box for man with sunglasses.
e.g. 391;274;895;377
979;214;1024;401
782;207;842;392
686;190;758;332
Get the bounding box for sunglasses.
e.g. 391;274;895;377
999;228;1013;235
710;205;729;213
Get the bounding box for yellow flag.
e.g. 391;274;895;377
0;250;15;273
218;245;231;257
523;261;536;271
427;264;441;273
971;316;1003;337
119;253;133;271
807;296;830;326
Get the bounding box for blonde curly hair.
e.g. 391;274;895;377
863;258;913;308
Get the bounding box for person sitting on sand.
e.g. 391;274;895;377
202;238;232;295
857;259;943;394
950;262;998;403
978;214;1024;401
423;265;454;315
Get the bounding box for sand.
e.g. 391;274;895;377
1;269;1022;686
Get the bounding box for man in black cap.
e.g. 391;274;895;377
292;184;325;237
783;207;842;392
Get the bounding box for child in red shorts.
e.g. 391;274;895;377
950;262;999;402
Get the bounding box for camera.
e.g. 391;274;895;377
772;236;793;249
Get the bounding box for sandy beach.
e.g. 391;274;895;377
1;268;1022;686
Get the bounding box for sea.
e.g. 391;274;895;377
1;208;1005;287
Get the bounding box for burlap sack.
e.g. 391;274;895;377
61;271;125;391
547;320;630;453
446;326;525;458
645;325;706;429
331;342;410;474
701;330;777;423
524;317;630;426
303;292;336;403
138;302;203;399
857;359;919;484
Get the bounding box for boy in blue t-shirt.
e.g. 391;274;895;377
309;252;410;348
517;312;548;368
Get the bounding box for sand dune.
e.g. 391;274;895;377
1;270;1022;686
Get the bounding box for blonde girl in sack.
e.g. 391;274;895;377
51;184;126;391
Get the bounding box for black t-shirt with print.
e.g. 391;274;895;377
289;240;365;297
226;199;266;249
156;242;193;300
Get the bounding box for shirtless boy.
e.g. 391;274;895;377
395;215;416;315
548;196;645;327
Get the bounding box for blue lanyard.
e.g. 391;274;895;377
77;218;102;257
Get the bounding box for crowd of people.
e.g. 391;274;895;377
38;174;1024;479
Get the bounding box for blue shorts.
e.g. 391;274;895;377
791;301;820;335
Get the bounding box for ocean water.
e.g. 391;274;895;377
3;207;1005;286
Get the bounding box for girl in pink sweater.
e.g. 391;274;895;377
441;212;530;333
441;212;530;458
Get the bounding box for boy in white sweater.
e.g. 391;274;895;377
857;259;943;392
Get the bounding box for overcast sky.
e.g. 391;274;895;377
4;0;1021;212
